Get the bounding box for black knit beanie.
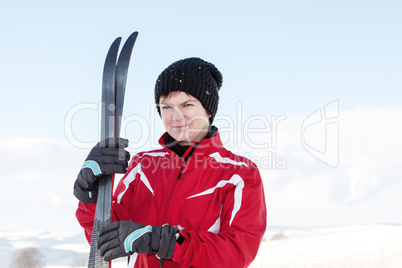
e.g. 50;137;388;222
155;57;223;123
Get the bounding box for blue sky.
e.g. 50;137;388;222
1;1;401;232
2;0;401;139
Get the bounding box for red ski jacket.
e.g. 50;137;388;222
76;129;267;268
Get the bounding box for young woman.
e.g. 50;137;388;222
74;57;267;268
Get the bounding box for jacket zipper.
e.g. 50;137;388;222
163;143;199;220
159;143;200;267
162;159;186;221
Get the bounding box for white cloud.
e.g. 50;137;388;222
0;138;88;231
253;106;402;226
1;106;401;231
9;241;37;249
51;243;89;253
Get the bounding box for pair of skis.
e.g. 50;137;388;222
88;31;138;268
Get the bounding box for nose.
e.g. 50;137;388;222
172;107;184;122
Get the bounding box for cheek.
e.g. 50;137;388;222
160;112;170;126
188;111;210;126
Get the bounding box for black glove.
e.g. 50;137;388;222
97;221;178;261
73;137;130;203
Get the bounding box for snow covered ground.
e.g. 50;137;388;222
2;224;402;268
251;225;402;268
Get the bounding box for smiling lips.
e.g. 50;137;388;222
172;124;190;129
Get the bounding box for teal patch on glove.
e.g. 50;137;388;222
82;160;102;176
124;225;152;253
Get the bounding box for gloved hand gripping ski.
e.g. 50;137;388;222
73;137;130;203
97;221;178;262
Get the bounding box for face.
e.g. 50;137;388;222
159;92;210;145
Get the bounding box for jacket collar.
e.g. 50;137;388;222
158;126;224;159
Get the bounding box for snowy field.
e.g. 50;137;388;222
250;225;402;268
3;224;402;268
102;225;402;268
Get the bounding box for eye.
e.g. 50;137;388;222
161;105;172;110
183;103;193;108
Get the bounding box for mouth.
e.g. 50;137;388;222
172;124;190;129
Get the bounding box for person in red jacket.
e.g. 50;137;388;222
74;57;267;268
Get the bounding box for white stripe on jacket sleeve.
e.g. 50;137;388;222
187;174;244;227
116;163;154;204
209;152;248;167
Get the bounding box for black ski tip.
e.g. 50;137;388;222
111;36;122;48
103;37;122;70
124;31;139;46
122;31;138;49
128;31;139;39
